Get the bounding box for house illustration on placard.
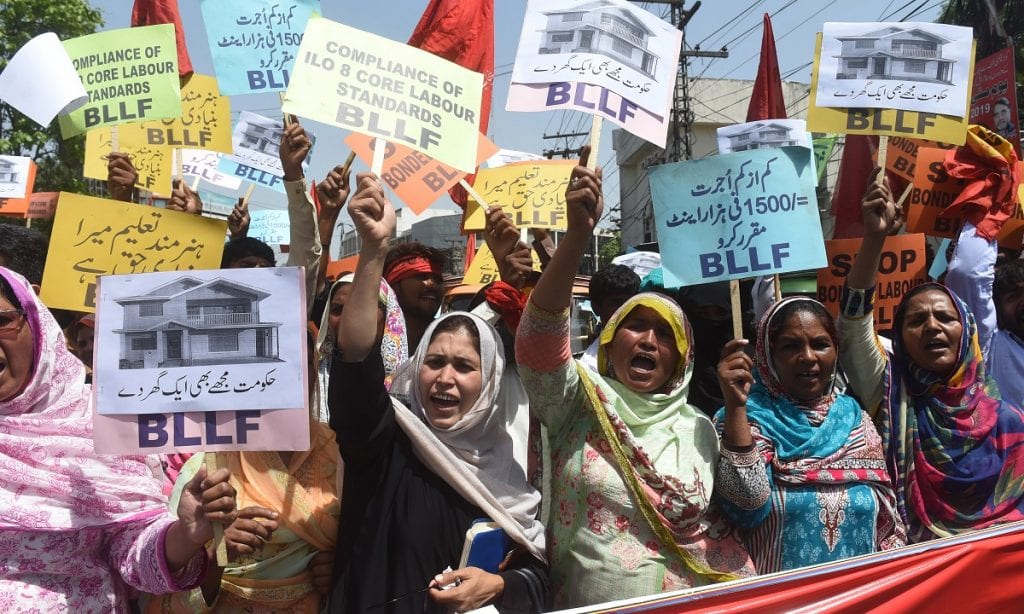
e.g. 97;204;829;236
0;158;20;185
239;117;282;156
725;122;800;152
539;1;660;78
113;276;282;370
834;26;956;84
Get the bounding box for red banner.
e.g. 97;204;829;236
585;522;1024;613
970;47;1020;155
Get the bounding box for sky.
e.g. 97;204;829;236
87;0;945;231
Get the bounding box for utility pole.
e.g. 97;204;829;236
542;131;589;159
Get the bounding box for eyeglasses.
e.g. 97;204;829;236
0;309;25;333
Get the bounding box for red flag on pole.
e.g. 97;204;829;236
408;0;494;209
829;135;876;239
463;232;477;275
131;0;193;77
745;13;787;122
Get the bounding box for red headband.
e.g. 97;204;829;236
384;256;442;286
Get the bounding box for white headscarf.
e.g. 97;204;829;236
389;312;545;560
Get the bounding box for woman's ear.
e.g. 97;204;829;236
31;284;40;295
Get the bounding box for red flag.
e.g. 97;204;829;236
463;232;477;275
745;14;787;122
830;135;877;239
131;0;193;77
408;0;494;209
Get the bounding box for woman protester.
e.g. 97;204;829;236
327;174;547;613
838;168;1024;542
0;267;235;612
715;297;904;573
515;147;753;608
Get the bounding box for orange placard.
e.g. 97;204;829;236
883;137;956;182
0;161;37;216
25;191;59;219
345;132;499;214
817;234;927;331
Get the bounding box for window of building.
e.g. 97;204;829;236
561;12;583;21
846;58;868;69
209;332;240;352
130;333;157;351
139;302;163;317
550;31;574;43
855;39;874;49
903;59;926;73
612;38;633;56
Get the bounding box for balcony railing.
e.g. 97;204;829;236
187;312;254;326
890;47;938;58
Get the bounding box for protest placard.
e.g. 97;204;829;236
906;148;1024;247
218;158;286;193
0;161;37;216
970;48;1020;154
248;210;290;245
506;81;668;147
486;149;546;168
0;156;35;200
85;128;174;195
282;17;483;172
346;132;498;214
815;22;974;118
39;193;227;312
200;0;320;95
198;190;242;218
93;267;306;417
807;35;973;145
58;24;181;138
118;74;233;153
230;110;314;177
817;233;926;331
25;192;59;219
883;136;956;181
462;160;575;231
511;0;682;119
0;32;88;127
648;146;825;287
463;243;542;286
717;120;812;155
182;149;242;190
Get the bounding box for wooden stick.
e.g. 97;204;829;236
587;115;603;170
371;138;386;177
459;178;488;208
520;227;529;244
204;452;229;567
175;149;184;185
190;175;201;192
730;279;743;339
25;217;32;228
279;92;292;127
340;151;357;177
896;182;912;208
241;183;255;209
773;274;782;302
875;135;888;185
110;125;119;152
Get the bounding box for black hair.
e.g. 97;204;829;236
0;224;49;286
767;300;836;347
589;265;641;306
994;97;1012;110
429;314;481;356
994;258;1024;325
221;237;275;268
384;242;446;275
0;273;22;310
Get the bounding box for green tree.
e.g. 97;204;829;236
0;0;103;202
597;232;622;270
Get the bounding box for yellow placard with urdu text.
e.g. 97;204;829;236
282;17;483;173
123;74;233;153
462;243;542;286
807;34;974;145
462;160;576;231
40;193;227;312
85;128;174;195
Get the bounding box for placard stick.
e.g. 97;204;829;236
175;149;184;185
896;183;912;209
875;135;888;185
190;175;201;192
110;125;119;152
340;151;357;178
241;183;256;209
204;451;229;566
279;92;293;127
773;275;782;302
587;115;603;171
371;138;386;177
730;279;743;339
25;218;32;229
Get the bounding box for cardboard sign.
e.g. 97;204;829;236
39;193;227;312
0;160;37;216
58;24;181;138
25;191;59;219
93;268;306;416
817;234;927;331
0;156;35;199
218;158;286;194
229;110;313;177
462;243;541;286
905;148;1024;247
113;74;233;154
283;17;483;172
462;160;575;231
970;47;1020;154
345;132;499;214
248;210;290;245
512;0;682;117
883;136;956;182
200;0;320;95
807;35;973;145
85;128;174;195
182;149;242;190
648;146;825;286
0;32;88;127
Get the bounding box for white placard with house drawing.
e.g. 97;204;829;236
815;22;974;118
0;155;33;199
716;119;813;155
94;267;307;415
511;0;681;115
228;110;315;178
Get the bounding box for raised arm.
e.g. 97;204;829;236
528;145;603;313
337;173;395;362
846;168;897;291
314;163;353;297
945;221;998;354
280;120;322;311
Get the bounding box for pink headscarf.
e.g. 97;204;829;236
0;267;167;530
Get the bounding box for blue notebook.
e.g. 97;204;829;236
458;519;511;574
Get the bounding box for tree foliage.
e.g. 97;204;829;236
0;0;103;196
